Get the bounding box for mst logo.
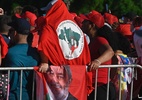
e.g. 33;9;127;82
57;20;84;60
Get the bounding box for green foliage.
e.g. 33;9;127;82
70;0;104;14
108;0;138;17
1;0;142;17
70;0;142;17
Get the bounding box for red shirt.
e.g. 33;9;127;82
89;37;111;85
0;35;8;58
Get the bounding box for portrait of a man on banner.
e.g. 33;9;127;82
45;65;77;100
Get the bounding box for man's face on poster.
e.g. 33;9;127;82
46;66;70;99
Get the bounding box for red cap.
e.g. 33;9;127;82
70;12;77;19
116;24;132;35
113;16;118;23
74;16;84;28
104;13;118;25
86;10;104;28
79;14;89;20
91;10;100;15
22;11;37;26
15;13;21;18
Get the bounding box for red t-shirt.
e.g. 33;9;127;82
89;37;111;85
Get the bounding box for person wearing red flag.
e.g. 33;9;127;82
38;0;90;72
36;0;92;100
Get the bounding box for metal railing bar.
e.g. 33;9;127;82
99;64;142;68
0;64;142;100
118;68;122;100
130;67;134;100
106;67;110;100
0;67;34;70
7;70;10;100
20;70;23;100
32;72;35;100
94;69;98;100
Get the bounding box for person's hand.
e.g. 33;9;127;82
88;59;101;71
0;8;4;15
39;63;49;73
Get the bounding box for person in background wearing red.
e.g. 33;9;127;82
117;12;137;38
116;12;137;52
81;10;116;100
98;12;119;52
0;13;9;60
0;35;8;65
74;15;90;44
0;32;8;100
0;10;11;99
12;6;23;18
21;10;39;48
0;14;12;45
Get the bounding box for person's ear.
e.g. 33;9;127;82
14;30;17;35
68;78;72;85
92;23;96;29
89;23;96;32
13;31;17;37
88;23;94;31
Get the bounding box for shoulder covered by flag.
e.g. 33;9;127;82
38;0;90;65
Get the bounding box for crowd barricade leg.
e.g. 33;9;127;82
1;65;142;100
93;64;142;100
0;67;35;100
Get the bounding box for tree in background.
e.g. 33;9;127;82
108;0;140;18
70;0;142;17
0;0;142;17
70;0;104;14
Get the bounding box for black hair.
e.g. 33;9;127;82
22;5;39;17
123;12;137;21
0;15;12;32
97;25;119;51
132;16;142;27
115;32;131;54
97;25;131;54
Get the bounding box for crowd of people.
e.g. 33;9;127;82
0;0;142;100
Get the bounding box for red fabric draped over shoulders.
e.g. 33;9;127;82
0;35;8;58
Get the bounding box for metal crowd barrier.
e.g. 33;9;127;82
95;64;142;100
0;64;142;100
0;67;35;100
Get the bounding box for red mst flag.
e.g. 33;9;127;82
38;0;90;65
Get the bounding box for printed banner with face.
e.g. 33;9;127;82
34;65;93;100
